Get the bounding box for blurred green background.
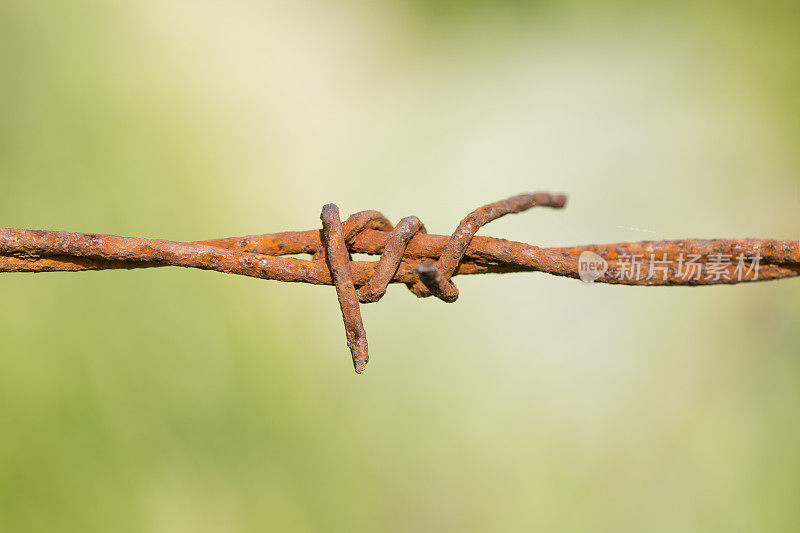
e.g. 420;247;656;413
1;1;799;531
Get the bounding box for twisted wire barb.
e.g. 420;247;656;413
1;192;798;373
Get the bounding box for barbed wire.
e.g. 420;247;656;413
1;192;797;373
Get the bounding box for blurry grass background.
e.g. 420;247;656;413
1;0;799;531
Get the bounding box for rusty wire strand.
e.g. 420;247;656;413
409;192;567;301
358;216;426;304
1;192;798;373
320;204;369;373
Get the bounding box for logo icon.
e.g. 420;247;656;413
578;251;607;283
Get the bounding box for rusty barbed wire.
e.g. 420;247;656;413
1;192;798;373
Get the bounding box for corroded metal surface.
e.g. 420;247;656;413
358;216;426;304
1;192;797;373
320;204;369;373
408;191;567;300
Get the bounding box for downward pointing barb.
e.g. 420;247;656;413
320;204;369;373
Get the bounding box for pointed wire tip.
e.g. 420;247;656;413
415;263;459;302
532;192;567;208
349;336;369;374
320;203;339;223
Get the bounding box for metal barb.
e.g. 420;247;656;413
320;204;369;373
0;191;798;373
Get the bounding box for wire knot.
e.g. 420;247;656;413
320;192;567;373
